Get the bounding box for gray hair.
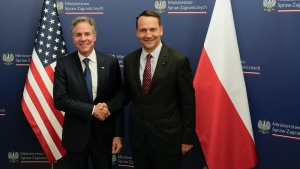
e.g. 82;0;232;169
70;16;97;35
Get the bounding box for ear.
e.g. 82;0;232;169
136;29;139;37
160;26;163;36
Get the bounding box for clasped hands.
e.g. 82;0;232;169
93;103;109;121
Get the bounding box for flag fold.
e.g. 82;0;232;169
21;0;67;163
194;0;258;168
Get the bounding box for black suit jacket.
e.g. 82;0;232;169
53;50;124;153
107;43;195;155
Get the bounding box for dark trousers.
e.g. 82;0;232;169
66;127;112;169
131;138;182;169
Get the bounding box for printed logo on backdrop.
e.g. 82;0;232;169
112;154;117;165
258;119;300;140
264;0;300;13
56;0;64;14
8;151;48;163
258;120;271;134
0;108;5;116
2;53;14;65
8;151;19;163
155;0;208;14
263;0;276;12
2;53;31;66
110;53;124;68
63;1;104;15
241;60;261;75
155;0;167;13
112;154;134;168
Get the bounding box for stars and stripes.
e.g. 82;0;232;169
21;0;67;163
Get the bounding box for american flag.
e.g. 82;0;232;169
21;0;66;163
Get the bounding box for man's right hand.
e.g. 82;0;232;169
94;103;110;121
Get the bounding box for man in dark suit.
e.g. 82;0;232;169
53;16;124;169
103;10;196;169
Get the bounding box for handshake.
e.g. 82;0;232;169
93;103;110;121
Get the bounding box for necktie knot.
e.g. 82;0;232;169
146;54;152;61
83;58;89;66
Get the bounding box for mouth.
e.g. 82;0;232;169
80;44;88;47
144;39;153;43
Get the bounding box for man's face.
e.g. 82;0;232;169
72;22;96;57
136;16;163;53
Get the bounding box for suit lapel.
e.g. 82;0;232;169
96;51;106;101
149;44;168;93
126;48;144;97
133;49;145;96
70;53;89;98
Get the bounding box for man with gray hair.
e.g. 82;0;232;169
53;16;124;169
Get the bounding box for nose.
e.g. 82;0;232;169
79;35;86;41
145;30;152;38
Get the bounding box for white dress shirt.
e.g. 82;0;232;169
78;49;98;101
139;42;162;85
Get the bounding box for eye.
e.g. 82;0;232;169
138;29;147;33
151;28;157;32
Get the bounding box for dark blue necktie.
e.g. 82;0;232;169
83;58;93;101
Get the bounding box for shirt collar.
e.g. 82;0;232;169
78;49;96;63
141;41;162;60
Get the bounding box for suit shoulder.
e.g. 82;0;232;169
124;48;142;60
168;47;185;57
96;51;118;62
163;44;187;60
57;51;77;62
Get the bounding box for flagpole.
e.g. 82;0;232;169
51;163;53;169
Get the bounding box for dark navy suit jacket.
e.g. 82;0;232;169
54;50;124;152
107;44;195;155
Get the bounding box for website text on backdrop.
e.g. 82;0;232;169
101;10;196;169
193;0;258;168
53;16;124;169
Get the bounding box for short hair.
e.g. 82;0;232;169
136;10;161;28
70;16;97;35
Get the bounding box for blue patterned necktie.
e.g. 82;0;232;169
83;58;93;101
142;54;152;97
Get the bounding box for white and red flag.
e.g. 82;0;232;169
21;0;66;163
193;0;258;168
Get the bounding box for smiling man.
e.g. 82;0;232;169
53;16;124;169
103;10;196;169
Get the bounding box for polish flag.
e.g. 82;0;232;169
193;0;258;168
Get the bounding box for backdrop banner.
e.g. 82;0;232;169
1;0;300;168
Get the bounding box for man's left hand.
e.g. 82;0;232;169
181;144;193;154
112;137;123;154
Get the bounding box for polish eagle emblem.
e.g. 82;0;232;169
258;120;271;134
56;0;64;14
2;53;14;65
8;151;19;163
263;0;276;12
155;0;166;13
